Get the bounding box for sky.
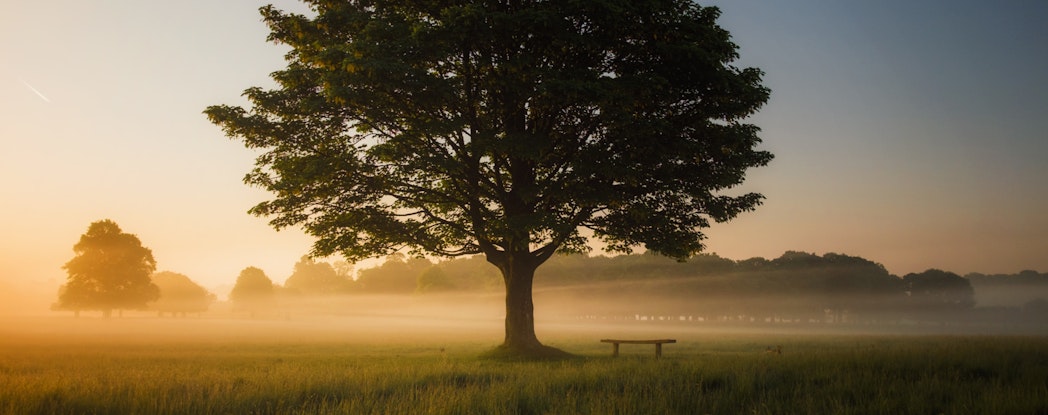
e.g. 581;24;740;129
2;1;1046;299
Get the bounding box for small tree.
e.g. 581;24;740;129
57;219;159;317
230;267;276;317
284;256;354;295
153;271;216;317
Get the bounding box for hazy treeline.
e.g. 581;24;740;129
53;270;218;318
536;253;1047;325
151;271;216;317
46;232;1048;327
54;217;1038;324
967;270;1048;308
547;253;1047;326
222;251;1048;327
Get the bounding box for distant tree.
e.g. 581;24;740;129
437;255;502;292
284;256;354;295
530;252;734;286
736;257;771;271
807;253;904;323
333;260;355;281
206;1;771;354
152;271;216;317
356;254;433;294
230;267;276;316
769;251;825;270
903;269;975;311
416;266;456;293
56;219;159;317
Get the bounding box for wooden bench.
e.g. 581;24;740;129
600;339;676;358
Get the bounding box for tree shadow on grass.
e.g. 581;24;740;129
479;344;579;362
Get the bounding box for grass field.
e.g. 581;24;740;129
2;315;1047;414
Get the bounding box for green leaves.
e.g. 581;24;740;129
208;0;772;263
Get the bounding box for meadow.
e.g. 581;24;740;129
2;315;1047;414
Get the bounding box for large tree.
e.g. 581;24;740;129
57;219;159;317
207;0;771;355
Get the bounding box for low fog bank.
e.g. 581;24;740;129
0;279;61;316
969;271;1048;308
534;290;1048;337
15;251;1048;341
1;294;504;347
6;287;1047;349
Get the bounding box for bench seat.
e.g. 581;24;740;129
600;339;676;358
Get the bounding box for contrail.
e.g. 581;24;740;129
20;79;51;103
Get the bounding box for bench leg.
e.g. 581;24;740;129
612;343;619;357
656;343;662;358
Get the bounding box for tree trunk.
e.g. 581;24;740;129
501;258;542;351
482;245;569;358
484;250;549;354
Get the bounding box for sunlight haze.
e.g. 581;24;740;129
2;0;1046;309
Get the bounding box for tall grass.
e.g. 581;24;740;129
2;321;1047;414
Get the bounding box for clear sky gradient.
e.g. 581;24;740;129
2;1;1046;295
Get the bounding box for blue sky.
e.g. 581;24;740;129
1;1;1046;298
703;0;1048;273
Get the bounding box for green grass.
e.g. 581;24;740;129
2;318;1048;414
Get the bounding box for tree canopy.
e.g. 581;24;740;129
207;0;771;354
416;265;456;293
230;267;277;316
904;269;975;311
56;219;159;317
355;253;433;293
284;256;355;295
152;271;216;316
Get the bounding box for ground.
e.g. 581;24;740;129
2;313;1047;414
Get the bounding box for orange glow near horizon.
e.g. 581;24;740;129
2;1;1047;315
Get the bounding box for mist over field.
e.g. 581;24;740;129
6;307;1048;415
7;269;1048;348
6;253;1048;414
5;251;1048;340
